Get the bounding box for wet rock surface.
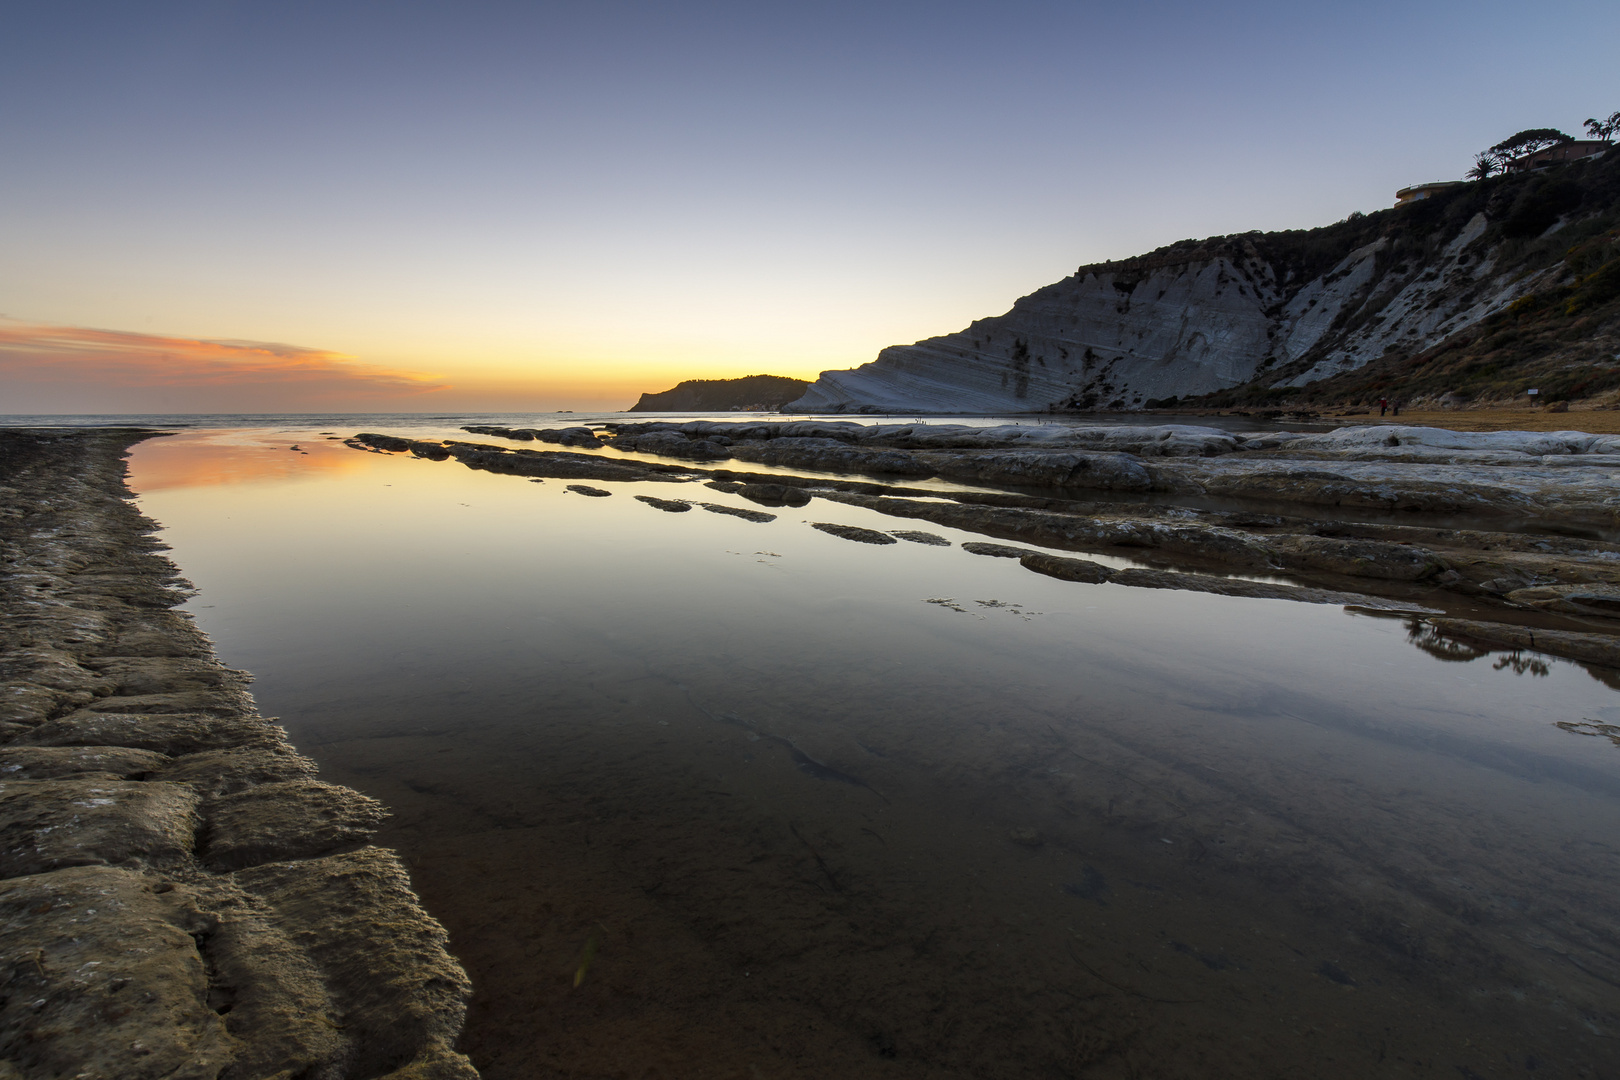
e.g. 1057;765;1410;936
961;541;1035;559
889;530;950;546
698;502;776;523
0;430;477;1079
578;419;1620;523
632;495;692;513
810;523;898;545
462;424;603;448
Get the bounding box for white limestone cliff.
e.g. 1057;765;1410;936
787;208;1542;414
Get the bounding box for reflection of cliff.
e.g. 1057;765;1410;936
792;152;1620;413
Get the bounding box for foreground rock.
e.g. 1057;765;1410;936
0;430;478;1079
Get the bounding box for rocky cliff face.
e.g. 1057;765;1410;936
790;151;1619;412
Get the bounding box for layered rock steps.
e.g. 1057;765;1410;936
353;422;1620;674
0;429;478;1080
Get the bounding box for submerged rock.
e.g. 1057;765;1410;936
634;495;694;513
1019;552;1115;583
962;542;1036;559
566;484;612;497
699;503;777;523
811;523;898;545
1107;568;1435;610
891;530;951;546
737;482;813;507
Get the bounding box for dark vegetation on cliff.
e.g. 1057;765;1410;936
628;374;809;412
1178;150;1620;410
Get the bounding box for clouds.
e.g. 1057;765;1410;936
0;320;447;413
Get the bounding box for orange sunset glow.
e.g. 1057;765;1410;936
0;320;446;413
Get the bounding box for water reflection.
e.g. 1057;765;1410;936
127;426;1620;1079
125;428;368;492
1558;719;1620;746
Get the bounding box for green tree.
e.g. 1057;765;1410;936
1585;112;1620;141
1488;128;1574;165
1466;152;1498;180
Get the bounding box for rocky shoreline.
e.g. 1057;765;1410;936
0;430;477;1080
350;420;1620;679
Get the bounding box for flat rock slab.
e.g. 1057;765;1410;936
234;847;477;1079
0;866;233;1080
1020;552;1115;583
1507;584;1620;618
891;530;951;546
1109;568;1438;610
15;711;287;754
634;495;692;513
565;484;611;497
811;523;897;545
0;779;198;877
0;745;170;781
1018;552;1438;610
962;542;1036;559
153;746;320;798
0;429;480;1078
83;656;244;696
699;503;776;523
203;779;389;870
736;483;812;507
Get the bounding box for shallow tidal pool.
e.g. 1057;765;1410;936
129;423;1620;1079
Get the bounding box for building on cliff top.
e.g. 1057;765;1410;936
1395;181;1464;207
1505;139;1609;172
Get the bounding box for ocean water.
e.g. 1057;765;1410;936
107;420;1620;1078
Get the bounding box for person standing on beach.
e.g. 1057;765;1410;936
1379;397;1388;416
1392;399;1402;417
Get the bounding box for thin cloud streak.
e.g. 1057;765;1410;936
0;319;448;412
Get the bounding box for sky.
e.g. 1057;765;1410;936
3;0;1618;413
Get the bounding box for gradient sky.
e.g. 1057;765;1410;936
4;0;1618;412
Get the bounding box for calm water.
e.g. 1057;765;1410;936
123;422;1620;1079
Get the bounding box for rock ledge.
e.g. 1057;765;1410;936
0;429;478;1080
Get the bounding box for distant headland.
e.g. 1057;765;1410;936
627;374;809;412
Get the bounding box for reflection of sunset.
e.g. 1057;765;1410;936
128;431;373;492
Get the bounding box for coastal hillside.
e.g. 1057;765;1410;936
789;148;1620;413
628;374;808;412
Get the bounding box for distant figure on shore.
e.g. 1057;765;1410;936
1379;397;1389;416
1392;399;1402;417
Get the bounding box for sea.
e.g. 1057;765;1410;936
7;412;1619;1078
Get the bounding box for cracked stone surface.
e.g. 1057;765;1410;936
0;429;478;1080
